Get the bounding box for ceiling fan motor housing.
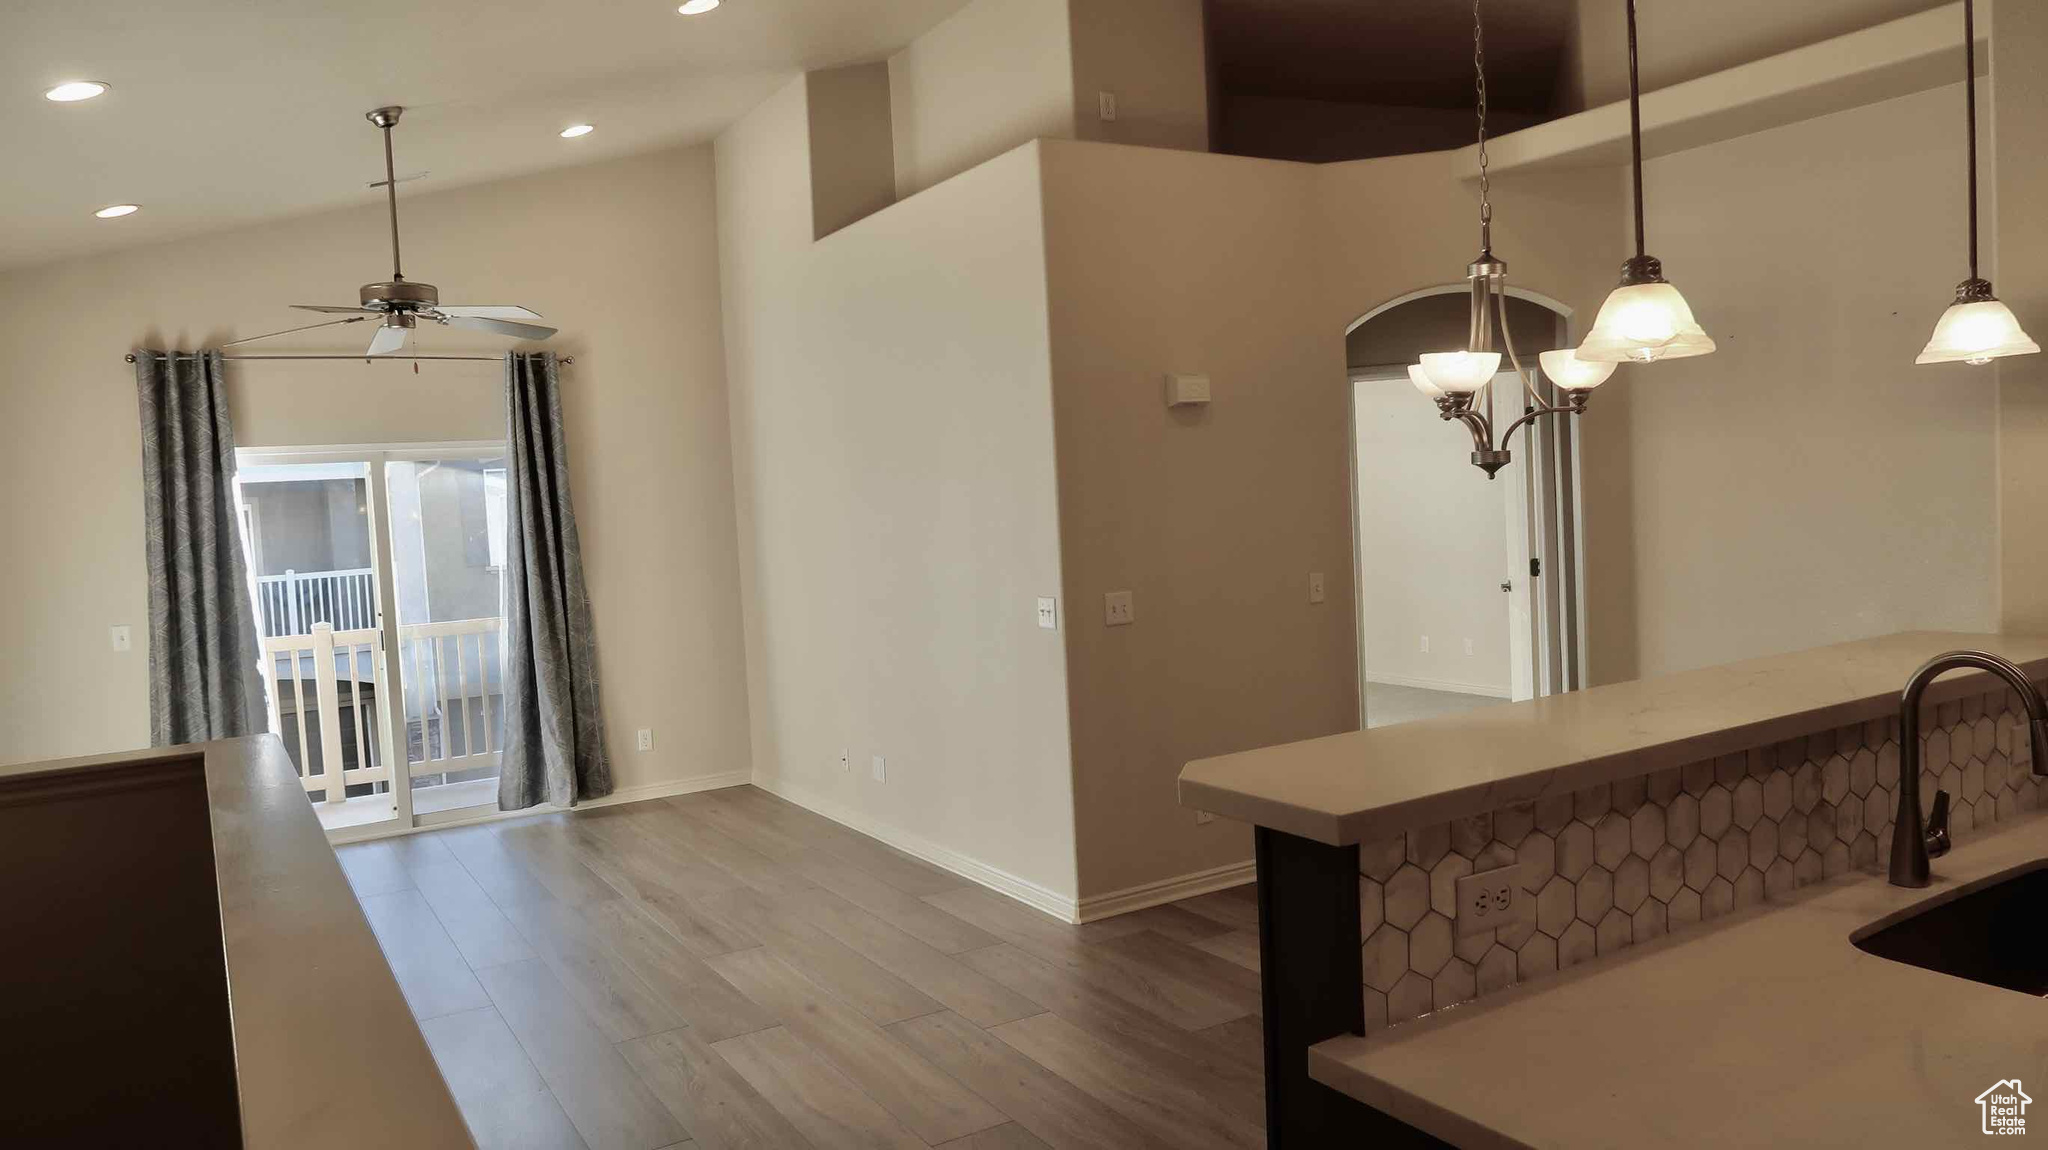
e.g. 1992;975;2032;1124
360;279;439;310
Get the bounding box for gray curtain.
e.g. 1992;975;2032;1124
500;352;613;810
134;350;266;745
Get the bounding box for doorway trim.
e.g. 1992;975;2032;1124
1343;284;1589;729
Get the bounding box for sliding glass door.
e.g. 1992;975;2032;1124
236;444;510;840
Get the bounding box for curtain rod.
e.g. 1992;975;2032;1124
124;353;573;364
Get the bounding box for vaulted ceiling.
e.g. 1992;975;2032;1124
0;0;971;270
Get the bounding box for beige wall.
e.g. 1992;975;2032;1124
717;79;1081;902
889;0;1076;198
1038;143;1351;898
1620;85;1997;676
1558;0;1952;112
1068;0;1209;152
0;147;752;799
1995;0;2048;631
807;63;898;239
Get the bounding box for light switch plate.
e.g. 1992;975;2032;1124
871;754;886;782
838;748;850;771
109;624;132;652
1037;597;1058;630
1104;590;1135;626
1308;573;1325;604
1454;863;1532;938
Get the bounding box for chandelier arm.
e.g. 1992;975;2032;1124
1493;278;1546;408
1499;399;1586;449
1439;405;1498;455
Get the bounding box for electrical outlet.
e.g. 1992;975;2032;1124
1453;863;1532;938
1308;572;1325;604
838;748;849;771
1098;90;1118;122
1037;596;1058;630
1463;637;1475;656
1419;634;1430;654
1104;590;1135;626
871;754;886;782
109;624;132;652
636;728;654;752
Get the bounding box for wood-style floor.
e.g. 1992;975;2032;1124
336;785;1267;1150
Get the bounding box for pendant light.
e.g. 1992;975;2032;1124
1577;0;1716;364
1917;0;2038;365
1411;0;1609;478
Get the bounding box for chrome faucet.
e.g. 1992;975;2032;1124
1891;650;2048;887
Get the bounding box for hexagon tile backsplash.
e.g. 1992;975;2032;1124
1357;687;2041;1029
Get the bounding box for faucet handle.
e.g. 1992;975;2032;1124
1925;790;1953;859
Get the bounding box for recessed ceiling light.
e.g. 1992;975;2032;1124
559;123;595;138
678;0;720;14
95;204;139;218
45;81;109;102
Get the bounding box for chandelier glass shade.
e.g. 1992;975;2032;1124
1538;348;1619;391
1419;351;1501;394
1408;363;1447;399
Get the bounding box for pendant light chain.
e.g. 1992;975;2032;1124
1474;0;1492;248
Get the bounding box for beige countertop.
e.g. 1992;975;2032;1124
1179;631;2048;845
2;737;474;1148
1310;811;2048;1149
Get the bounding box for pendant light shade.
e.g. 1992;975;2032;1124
1917;0;2038;367
1917;296;2041;365
1576;0;1714;367
1539;348;1619;391
1408;363;1447;399
1419;351;1501;395
1578;277;1717;363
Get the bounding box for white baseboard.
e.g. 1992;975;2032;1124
1072;859;1256;923
325;769;753;845
751;773;1258;926
749;773;1084;922
1366;671;1510;698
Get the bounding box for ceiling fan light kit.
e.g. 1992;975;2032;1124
251;104;561;358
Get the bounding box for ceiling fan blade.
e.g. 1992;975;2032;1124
292;304;380;314
366;324;410;356
435;305;544;321
438;314;558;341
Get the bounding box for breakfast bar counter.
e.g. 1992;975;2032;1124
1179;631;2048;1147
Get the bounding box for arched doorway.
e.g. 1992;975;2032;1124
1345;286;1585;728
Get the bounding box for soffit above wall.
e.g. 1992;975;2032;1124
0;0;970;271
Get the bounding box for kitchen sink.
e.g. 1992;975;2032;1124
1854;862;2048;995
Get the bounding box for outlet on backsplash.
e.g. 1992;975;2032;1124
1454;863;1531;938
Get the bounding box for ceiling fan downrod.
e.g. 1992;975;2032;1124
367;106;406;283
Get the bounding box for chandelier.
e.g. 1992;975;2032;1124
1411;0;1618;478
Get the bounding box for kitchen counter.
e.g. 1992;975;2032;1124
1179;631;2048;846
0;736;473;1148
1311;810;2048;1148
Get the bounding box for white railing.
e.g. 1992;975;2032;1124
398;618;505;783
262;622;391;805
260;614;505;818
257;568;377;638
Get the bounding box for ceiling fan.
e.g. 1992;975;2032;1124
288;106;558;356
